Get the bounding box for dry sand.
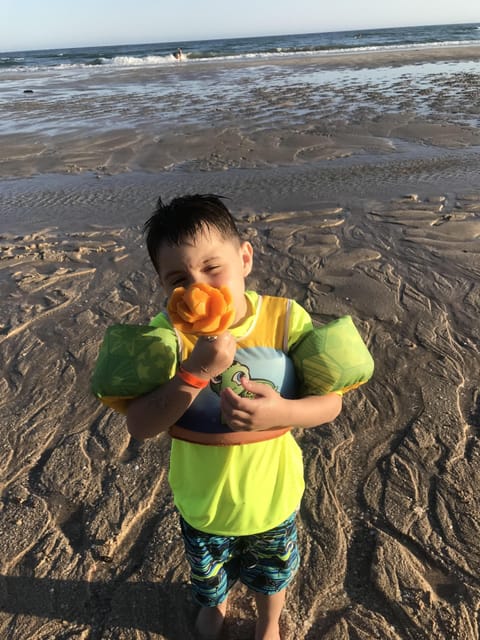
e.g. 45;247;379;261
1;45;480;639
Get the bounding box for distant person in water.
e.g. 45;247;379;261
173;48;184;61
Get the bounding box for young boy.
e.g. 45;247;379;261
127;194;342;640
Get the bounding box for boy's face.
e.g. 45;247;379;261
156;228;253;326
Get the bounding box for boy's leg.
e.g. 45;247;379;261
180;517;240;639
240;513;299;640
195;599;228;640
253;589;286;640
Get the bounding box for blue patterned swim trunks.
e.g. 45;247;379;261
180;512;299;606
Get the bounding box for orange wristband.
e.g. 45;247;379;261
177;365;209;389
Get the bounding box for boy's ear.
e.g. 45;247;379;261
241;241;254;277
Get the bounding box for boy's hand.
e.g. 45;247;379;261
183;332;236;379
220;378;289;431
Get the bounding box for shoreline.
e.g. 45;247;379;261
178;42;480;71
2;42;480;180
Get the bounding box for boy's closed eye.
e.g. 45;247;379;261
167;276;186;288
168;268;220;287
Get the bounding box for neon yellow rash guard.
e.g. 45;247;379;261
151;290;313;536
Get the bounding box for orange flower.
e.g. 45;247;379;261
167;283;235;335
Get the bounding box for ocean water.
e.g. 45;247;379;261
1;23;479;137
1;22;480;70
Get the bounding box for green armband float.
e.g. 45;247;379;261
290;316;374;396
91;324;178;414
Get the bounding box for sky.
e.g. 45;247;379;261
1;0;479;52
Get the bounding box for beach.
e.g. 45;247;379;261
1;43;480;639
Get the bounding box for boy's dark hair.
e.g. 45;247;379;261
144;194;241;271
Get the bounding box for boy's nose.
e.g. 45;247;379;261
185;274;207;287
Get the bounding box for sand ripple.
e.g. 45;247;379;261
0;188;479;638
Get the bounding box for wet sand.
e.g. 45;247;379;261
1;45;480;639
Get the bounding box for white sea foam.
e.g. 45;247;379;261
105;54;176;67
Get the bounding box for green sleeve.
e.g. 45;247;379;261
149;310;173;329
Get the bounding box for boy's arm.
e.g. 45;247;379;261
220;378;342;431
127;331;236;440
127;375;203;440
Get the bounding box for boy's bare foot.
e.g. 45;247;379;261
255;621;281;640
195;602;227;640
